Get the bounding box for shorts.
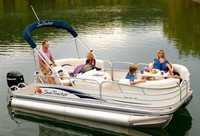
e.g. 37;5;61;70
40;67;52;75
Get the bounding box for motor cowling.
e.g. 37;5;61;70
7;71;25;90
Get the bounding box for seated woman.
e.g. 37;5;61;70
149;49;180;78
72;52;100;77
85;52;101;71
126;64;146;85
85;52;96;67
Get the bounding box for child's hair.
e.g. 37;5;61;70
129;64;138;74
86;52;95;59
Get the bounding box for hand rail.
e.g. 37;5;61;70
111;61;133;80
34;63;191;109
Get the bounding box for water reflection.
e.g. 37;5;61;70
137;108;192;136
8;105;192;136
0;0;200;58
162;0;200;58
165;108;192;136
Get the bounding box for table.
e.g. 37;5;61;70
139;69;169;78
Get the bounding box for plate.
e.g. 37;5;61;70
150;69;159;74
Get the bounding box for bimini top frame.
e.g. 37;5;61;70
22;20;78;49
22;20;93;85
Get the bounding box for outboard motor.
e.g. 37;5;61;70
7;71;25;91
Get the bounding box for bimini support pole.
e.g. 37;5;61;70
75;38;80;59
74;36;94;59
32;49;37;73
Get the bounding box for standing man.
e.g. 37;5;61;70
39;40;57;84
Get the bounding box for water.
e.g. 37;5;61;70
0;0;200;135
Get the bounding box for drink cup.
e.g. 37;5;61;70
161;71;164;75
140;70;144;74
144;67;148;72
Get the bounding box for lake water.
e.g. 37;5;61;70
0;0;200;135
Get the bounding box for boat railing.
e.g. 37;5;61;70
34;60;191;107
111;61;133;80
35;71;191;108
68;63;191;105
102;60;113;73
136;63;150;69
100;80;179;92
99;80;191;109
110;62;150;81
179;79;191;102
100;80;146;94
34;71;75;86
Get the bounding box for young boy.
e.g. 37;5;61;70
125;64;146;85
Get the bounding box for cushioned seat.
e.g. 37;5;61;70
53;66;73;85
119;78;179;89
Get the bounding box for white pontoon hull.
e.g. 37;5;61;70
10;94;173;128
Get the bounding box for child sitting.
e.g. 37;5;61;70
126;64;147;85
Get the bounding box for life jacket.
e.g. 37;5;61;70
153;58;170;72
86;59;96;66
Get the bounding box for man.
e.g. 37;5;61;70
38;40;57;84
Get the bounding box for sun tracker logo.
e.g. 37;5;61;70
37;21;53;27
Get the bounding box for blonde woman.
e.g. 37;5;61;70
149;49;173;74
149;49;180;79
86;52;96;66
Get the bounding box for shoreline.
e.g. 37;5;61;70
193;0;200;3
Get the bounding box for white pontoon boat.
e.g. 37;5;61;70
7;20;193;128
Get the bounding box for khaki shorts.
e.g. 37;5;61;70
40;67;52;75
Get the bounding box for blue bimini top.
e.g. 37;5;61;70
22;20;78;48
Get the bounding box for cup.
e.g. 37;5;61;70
140;70;144;74
161;71;164;75
144;67;148;72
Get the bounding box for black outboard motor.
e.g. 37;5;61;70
7;71;25;91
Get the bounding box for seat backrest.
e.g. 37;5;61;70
172;64;190;80
96;59;104;71
53;66;70;77
53;66;71;85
